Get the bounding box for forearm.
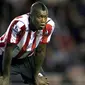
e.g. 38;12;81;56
3;49;12;77
34;44;46;78
2;44;14;78
2;45;12;85
3;50;12;78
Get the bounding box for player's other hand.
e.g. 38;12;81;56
0;76;3;85
35;74;49;85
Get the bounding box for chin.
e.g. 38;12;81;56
39;27;43;30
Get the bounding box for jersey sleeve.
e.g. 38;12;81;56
40;19;55;44
7;20;26;45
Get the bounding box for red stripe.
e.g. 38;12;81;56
0;43;5;47
41;24;52;43
23;31;31;51
15;31;31;58
31;32;36;51
7;20;18;43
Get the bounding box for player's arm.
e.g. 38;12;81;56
34;43;46;78
2;20;25;85
34;44;50;85
34;21;55;77
3;44;16;85
34;19;55;85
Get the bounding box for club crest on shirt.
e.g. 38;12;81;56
43;30;49;36
44;30;49;35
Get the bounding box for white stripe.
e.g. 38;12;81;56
47;26;55;42
10;34;17;43
27;32;35;51
10;21;24;44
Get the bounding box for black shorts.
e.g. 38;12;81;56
0;54;45;84
11;55;36;84
11;56;45;84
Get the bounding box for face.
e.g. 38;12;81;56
31;10;48;30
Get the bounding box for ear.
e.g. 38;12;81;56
29;13;32;19
29;12;33;19
29;13;34;23
29;13;31;17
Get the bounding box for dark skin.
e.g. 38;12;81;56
30;9;48;30
3;44;16;85
2;8;48;85
34;43;46;79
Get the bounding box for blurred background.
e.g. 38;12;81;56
1;0;85;85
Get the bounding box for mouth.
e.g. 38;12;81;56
37;23;46;30
40;25;45;27
40;23;46;27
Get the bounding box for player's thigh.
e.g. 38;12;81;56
11;64;21;75
20;57;35;84
20;57;34;78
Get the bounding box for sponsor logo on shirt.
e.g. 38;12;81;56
12;25;19;37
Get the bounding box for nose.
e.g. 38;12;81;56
41;17;46;23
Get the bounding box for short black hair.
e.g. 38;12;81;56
30;1;48;15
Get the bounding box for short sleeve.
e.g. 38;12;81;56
7;20;26;45
40;19;55;44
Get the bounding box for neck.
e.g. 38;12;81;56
29;17;37;32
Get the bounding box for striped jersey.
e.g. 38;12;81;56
0;13;55;59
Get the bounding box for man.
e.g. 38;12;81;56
0;1;55;85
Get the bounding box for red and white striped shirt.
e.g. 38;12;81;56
0;13;55;59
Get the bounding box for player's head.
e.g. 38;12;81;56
29;1;48;30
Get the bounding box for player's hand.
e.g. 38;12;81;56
0;76;3;85
3;77;10;85
35;75;49;85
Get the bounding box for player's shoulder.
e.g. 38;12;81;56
12;13;29;27
14;13;28;20
47;17;55;27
